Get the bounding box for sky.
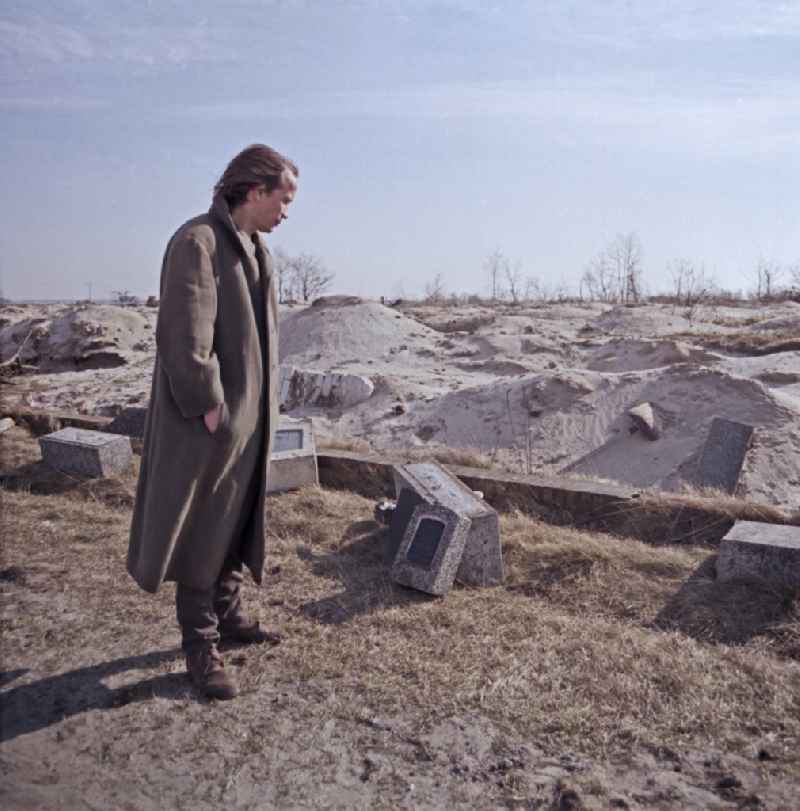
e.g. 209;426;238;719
1;0;799;301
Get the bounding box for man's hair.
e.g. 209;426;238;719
214;144;299;209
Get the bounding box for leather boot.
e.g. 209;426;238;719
220;618;283;646
186;645;238;700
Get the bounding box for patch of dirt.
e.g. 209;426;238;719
1;428;799;808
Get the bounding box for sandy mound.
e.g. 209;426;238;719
589;305;692;336
4;299;799;507
560;367;800;502
366;364;800;504
0;305;153;371
279;301;440;367
586;338;718;372
752;309;800;333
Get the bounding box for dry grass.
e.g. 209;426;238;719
315;438;494;471
7;479;798;752
707;316;763;328
3;426;800;805
636;487;795;525
316;435;374;455
401;445;494;470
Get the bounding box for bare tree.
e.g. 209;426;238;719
505;260;524;304
751;257;784;300
786;262;800;299
275;251;335;303
524;276;545;302
273;246;291;303
581;254;616;302
668;259;715;306
424;272;446;304
583;232;644;303
611;232;643;304
112;290;139;306
484;249;507;301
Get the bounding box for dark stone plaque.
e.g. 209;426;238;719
693;417;754;493
274;428;304;453
406;518;445;569
106;407;148;438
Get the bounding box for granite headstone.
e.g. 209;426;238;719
692;417;754;493
718;521;800;589
390;462;504;590
390;503;472;596
267;415;319;494
39;427;133;477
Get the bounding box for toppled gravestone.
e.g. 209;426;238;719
392;504;472;596
279;365;374;410
267;415;319;494
389;462;504;596
718;521;800;589
39;427;133;477
692;417;754;493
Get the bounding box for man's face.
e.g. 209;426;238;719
255;171;297;233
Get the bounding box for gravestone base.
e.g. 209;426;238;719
267;416;319;494
39;428;133;478
390;462;504;593
718;521;800;589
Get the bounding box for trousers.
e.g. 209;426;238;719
175;552;247;653
174;412;265;654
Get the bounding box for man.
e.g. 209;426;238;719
128;144;298;700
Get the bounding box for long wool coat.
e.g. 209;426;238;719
128;195;280;593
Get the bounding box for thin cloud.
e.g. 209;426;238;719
0;95;108;110
0;12;227;67
0;18;93;62
174;76;800;158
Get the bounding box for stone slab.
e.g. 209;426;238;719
718;521;800;588
267;416;319;494
391;462;504;588
693;417;754;493
279;365;374;410
628;402;660;440
390;503;472;596
39;427;133;477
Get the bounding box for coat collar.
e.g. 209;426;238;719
209;193;271;260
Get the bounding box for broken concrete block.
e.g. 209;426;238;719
391;503;472;596
718;521;800;589
267;416;319;494
39;427;132;477
279;365;374;410
628;402;660;440
390;462;504;589
693;417;754;493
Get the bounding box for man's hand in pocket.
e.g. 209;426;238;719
203;403;223;434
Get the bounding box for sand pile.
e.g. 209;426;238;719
0;305;153;371
279;300;440;368
590;305;692;336
585;338;718;372
752;307;800;333
3;299;799;506
396;364;800;504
